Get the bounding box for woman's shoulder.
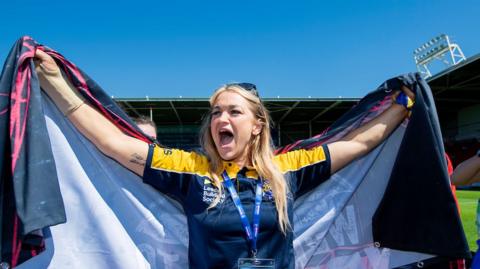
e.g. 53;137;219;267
150;145;211;177
273;145;329;173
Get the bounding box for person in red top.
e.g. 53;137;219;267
446;153;461;212
445;153;467;269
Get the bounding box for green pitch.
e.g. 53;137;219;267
458;190;480;251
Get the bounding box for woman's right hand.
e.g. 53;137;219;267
34;48;149;177
34;49;60;74
33;49;86;116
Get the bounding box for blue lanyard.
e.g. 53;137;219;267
222;171;263;257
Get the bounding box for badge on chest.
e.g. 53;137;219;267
238;258;275;268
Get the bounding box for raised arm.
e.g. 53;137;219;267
328;87;414;174
35;50;149;176
451;152;480;186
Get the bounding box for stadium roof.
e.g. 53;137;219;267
427;53;480;120
116;97;358;129
115;53;480;143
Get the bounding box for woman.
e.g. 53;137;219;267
34;49;414;268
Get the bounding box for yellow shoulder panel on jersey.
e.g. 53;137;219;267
150;146;211;177
274;146;327;173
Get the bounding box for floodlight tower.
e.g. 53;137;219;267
413;34;466;78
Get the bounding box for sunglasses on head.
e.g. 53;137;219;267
227;82;259;97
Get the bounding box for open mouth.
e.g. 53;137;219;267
219;129;234;146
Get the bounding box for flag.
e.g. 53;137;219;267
0;37;469;268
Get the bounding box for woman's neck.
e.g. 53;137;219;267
231;150;252;169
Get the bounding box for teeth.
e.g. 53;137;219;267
219;130;233;136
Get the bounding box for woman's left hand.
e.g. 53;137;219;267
401;85;415;102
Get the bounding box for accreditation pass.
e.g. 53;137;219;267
238;258;275;268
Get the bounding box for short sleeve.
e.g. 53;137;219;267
142;144;210;202
275;144;331;198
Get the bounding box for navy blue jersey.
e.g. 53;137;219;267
143;144;331;269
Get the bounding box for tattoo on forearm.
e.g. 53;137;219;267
129;153;145;166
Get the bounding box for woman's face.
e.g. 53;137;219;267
210;91;262;166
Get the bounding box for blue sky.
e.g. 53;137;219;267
1;0;479;98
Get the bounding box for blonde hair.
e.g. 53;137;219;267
199;84;291;234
